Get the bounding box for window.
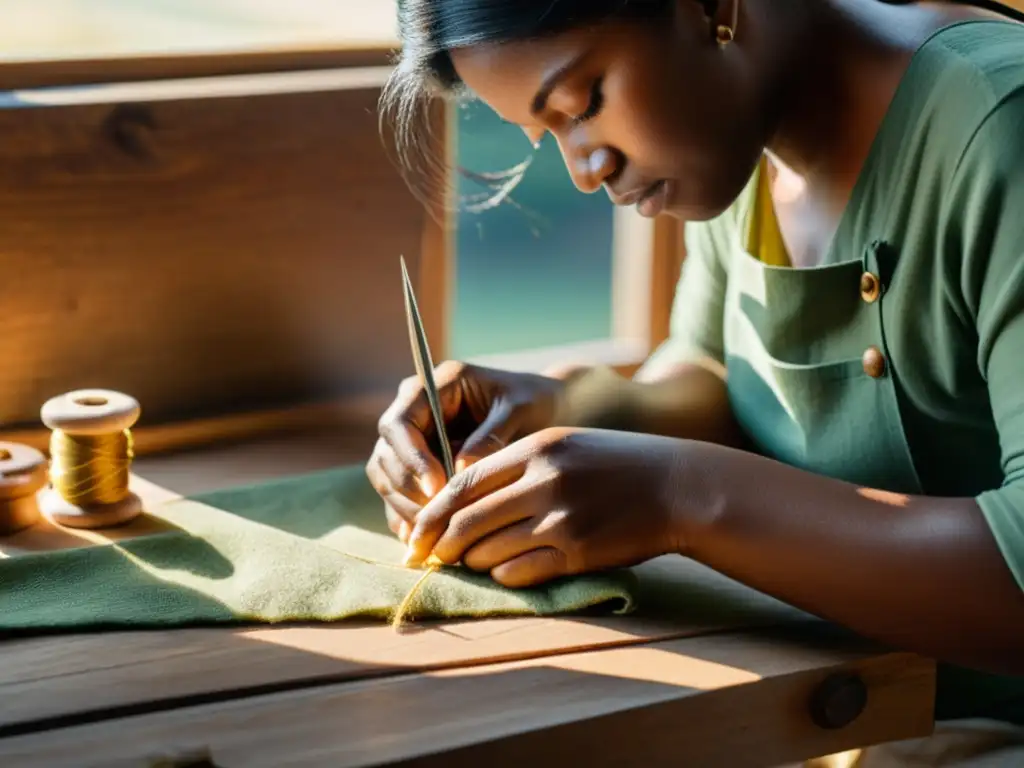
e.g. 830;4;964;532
451;100;616;359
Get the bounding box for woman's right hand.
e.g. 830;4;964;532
366;360;569;542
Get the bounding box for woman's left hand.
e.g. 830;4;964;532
403;427;686;588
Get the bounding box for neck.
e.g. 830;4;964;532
760;0;945;213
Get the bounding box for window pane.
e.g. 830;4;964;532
451;100;615;359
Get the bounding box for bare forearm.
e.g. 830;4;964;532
548;362;748;448
674;441;1024;674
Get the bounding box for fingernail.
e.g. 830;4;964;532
399;521;411;542
419;476;437;498
454;457;468;473
402;540;422;567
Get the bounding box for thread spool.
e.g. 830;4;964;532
0;441;47;535
39;389;143;529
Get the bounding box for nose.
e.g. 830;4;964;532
561;143;618;194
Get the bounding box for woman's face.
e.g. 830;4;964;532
449;3;771;221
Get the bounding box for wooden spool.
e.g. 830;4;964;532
39;389;143;529
0;441;46;535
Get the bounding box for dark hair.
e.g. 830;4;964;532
379;0;679;213
382;1;1024;212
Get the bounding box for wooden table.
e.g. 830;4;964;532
0;428;937;768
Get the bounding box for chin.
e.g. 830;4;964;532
668;176;749;223
666;198;733;223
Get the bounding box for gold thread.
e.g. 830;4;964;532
390;554;444;631
312;546;443;631
49;428;134;506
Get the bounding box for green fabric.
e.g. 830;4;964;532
0;466;635;631
648;20;1024;724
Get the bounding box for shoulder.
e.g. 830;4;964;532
924;18;1024;88
894;21;1024;235
920;20;1024;153
934;23;1024;231
931;30;1024;355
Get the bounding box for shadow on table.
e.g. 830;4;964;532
0;451;918;766
0;511;238;637
0;618;917;768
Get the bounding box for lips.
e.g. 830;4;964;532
636;180;669;218
611;179;669;216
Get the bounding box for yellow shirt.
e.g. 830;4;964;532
746;156;790;267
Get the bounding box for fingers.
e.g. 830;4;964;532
405;448;529;566
378;490;418;524
377;409;446;500
366;451;422;536
384;504;412;543
455;399;520;472
460;515;551;571
492;548;569;589
431;482;539;566
374;438;432;504
376;361;476;500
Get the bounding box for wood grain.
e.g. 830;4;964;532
0;359;641;460
0;392;391;457
0;555;820;737
0;48;396;91
0;629;936;768
0;70;428;431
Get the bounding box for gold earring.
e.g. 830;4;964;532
716;0;740;48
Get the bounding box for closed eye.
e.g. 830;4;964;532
572;77;605;124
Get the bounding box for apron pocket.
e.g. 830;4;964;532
728;352;923;494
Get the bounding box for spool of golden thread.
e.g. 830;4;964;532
0;441;47;535
39;389;143;530
30;388;436;628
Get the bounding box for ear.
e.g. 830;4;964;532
676;0;721;42
698;0;720;17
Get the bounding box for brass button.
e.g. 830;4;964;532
862;346;886;378
860;272;881;303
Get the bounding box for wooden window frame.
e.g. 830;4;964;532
444;135;685;378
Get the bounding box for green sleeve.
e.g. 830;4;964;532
954;89;1024;590
642;215;733;371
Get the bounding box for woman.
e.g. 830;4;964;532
368;0;1024;762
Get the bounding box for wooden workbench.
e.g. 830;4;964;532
0;427;937;767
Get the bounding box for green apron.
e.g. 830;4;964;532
725;240;923;495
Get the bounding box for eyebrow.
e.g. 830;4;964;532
529;53;587;116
